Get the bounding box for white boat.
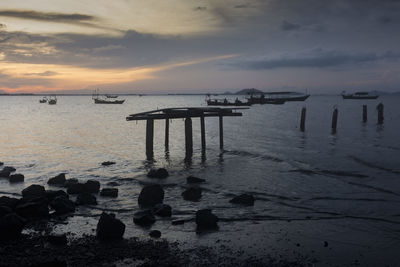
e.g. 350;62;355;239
48;96;57;105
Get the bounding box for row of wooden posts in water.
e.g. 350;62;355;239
300;103;384;133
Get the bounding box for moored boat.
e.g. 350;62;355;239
39;97;47;103
105;94;118;98
341;91;379;99
92;89;125;104
263;91;310;102
48;96;57;105
206;98;251;106
246;94;286;105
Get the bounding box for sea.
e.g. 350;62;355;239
1;95;400;266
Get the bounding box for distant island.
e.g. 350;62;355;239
234;88;264;95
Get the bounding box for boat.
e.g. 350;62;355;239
48;96;57;105
246;94;286;105
105;94;118;98
39;97;47;103
206;98;251;106
264;91;310;102
341;91;379;99
92;89;125;104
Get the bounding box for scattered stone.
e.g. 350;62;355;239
16;197;49;218
0;206;13;218
229;194;255;206
324;241;328;247
66;183;85;195
64;178;79;188
186;176;206;184
171;219;185;225
50;196;75;214
0;170;11;178
133;210;156;226
9;173;24;183
0;196;19;209
31;260;67;267
100;188;118;198
21;184;46;198
147;168;169;179
106;181;119;186
195;209;219;231
45;190;69;202
48;173;66;185
101;161;116;166
47;233;68;246
182;187;202;201
138;184;164;207
96;212;125;240
76;192;97;206
84;180;100;194
0;161;3;166
149;230;161;238
152;203;172;217
2;166;16;173
0;213;26;241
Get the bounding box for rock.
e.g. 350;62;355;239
0;213;26;241
106;181;119;186
0;170;10;178
133;210;156;226
101;161;116;166
195;209;219;231
50;196;75;214
149;230;161;238
0;196;19;209
9;173;24;183
100;188;118;198
152;204;172;217
16;197;49;218
96;212;125;240
48;173;66;185
0;206;13;218
182;187;202;201
84;180;100;194
76;192;97;205
2;166;16;173
66;183;85;194
0;161;3;166
45;190;69;202
138;184;164;207
229;194;255;206
47;233;67;246
64;178;79;188
147;168;169;179
186;176;206;184
21;184;46;198
171;219;185;225
31;260;67;267
324;241;328;247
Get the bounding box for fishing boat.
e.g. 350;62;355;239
246;94;286;105
206;98;251;106
264;91;310;102
92;89;125;104
341;91;379;99
105;94;118;98
39;97;47;103
48;96;57;105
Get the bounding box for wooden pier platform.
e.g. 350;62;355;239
126;107;246;160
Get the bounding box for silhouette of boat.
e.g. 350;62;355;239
246;94;286;105
48;96;57;105
92;89;125;104
39;97;47;103
341;91;379;99
105;94;118;98
206;98;251;106
264;91;310;101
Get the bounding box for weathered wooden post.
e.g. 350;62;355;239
331;107;338;133
377;103;384;124
300;107;306;132
219;115;224;149
200;115;206;151
146;119;154;160
185;117;193;157
165;118;169;151
362;105;367;123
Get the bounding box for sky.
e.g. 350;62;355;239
1;0;400;94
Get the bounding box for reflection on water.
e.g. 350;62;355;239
1;95;400;265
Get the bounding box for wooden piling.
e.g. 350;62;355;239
146;119;154;160
219;115;224;149
331;108;338;133
165;118;169;151
362;105;367;123
200;116;206;151
185;117;193;157
300;107;306;132
377;103;384;124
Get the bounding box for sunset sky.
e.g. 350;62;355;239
1;0;400;94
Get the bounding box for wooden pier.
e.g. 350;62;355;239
126;107;246;160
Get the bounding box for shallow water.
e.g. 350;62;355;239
1;95;400;266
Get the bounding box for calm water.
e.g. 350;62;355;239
1;95;400;266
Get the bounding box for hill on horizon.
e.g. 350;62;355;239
235;88;263;95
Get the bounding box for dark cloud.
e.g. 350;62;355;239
234;4;250;9
0;10;94;22
24;71;58;76
228;50;400;70
281;20;301;31
194;6;207;11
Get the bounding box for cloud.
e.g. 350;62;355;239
228;50;400;70
281;20;301;31
194;6;207;11
234;4;250;9
0;10;94;23
24;71;58;76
